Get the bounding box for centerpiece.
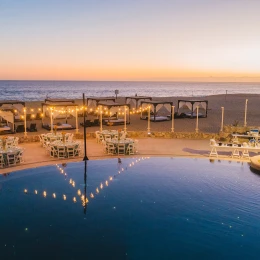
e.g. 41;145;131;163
1;136;7;151
62;132;66;144
54;125;57;135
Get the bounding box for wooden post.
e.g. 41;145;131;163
220;107;224;132
244;99;248;127
147;106;151;133
171;106;175;132
100;105;103;132
195;106;199;133
124;105;127;132
75;107;79;133
24;108;27;136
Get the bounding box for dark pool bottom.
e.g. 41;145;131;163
0;157;260;259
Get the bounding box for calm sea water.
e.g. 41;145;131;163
0;158;260;259
0;80;260;101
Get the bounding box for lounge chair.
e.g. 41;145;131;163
16;125;25;133
27;123;37;132
80;120;93;127
92;119;100;126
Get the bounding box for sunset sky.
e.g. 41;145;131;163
1;0;260;81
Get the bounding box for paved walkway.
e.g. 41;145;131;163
0;138;253;174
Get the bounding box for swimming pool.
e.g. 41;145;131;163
0;157;260;259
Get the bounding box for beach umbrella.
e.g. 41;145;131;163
171;106;175;132
220;107;224;132
147;105;151;133
23;107;27;136
244;99;248;127
195;106;199;133
124;106;127;133
100;106;103;132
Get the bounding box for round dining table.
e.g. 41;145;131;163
106;138;134;154
0;147;23;167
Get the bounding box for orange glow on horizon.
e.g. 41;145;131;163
1;64;260;82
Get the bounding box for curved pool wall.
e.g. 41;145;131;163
0;157;260;259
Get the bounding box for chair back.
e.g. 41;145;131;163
210;139;216;146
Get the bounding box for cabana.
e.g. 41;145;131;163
140;100;173;122
177;100;208;118
97;101;130;130
42;99;78;132
0;100;26;133
125;96;152;110
86;97;116;112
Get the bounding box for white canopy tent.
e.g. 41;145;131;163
140;100;173;121
42;99;79;132
177;100;208;118
125;96;152;110
0;100;26;132
86;97;116;112
97;101;130;132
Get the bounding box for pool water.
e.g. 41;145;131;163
0;157;260;259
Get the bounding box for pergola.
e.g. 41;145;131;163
86;97;116;111
140;100;173;121
97;101;130;123
125;96;152;110
177;100;208;118
42;99;79;132
45;98;75;104
0;100;26;132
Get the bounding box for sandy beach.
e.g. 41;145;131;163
9;93;260;136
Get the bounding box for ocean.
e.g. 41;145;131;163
0;80;259;101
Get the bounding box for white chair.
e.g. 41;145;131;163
14;137;19;146
0;154;5;168
66;145;75;158
117;143;126;155
39;135;44;146
74;144;81;156
6;140;14;148
67;134;74;142
97;134;104;144
241;142;250;159
120;132;127;139
104;135;111;142
101;140;108;154
133;139;139;153
7;153;16;166
50;146;58;157
231;146;240;158
95;131;100;143
57;146;66;159
16;150;24;163
126;143;135;155
107;143;116;155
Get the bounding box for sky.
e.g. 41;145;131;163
0;0;260;81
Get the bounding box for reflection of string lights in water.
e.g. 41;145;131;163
22;157;150;206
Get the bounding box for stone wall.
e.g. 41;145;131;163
18;131;219;143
